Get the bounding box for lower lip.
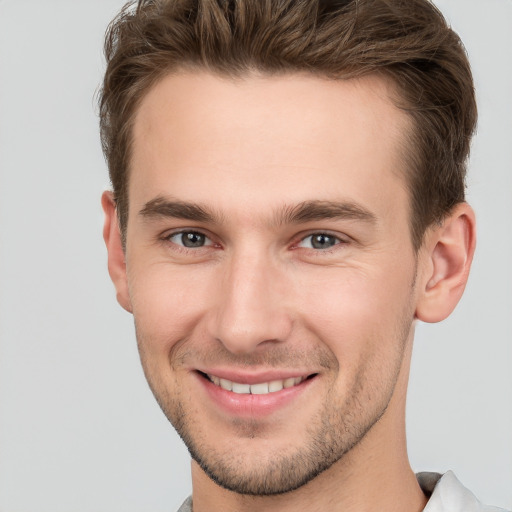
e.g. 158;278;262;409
196;373;315;418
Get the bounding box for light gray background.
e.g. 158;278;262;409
0;1;510;511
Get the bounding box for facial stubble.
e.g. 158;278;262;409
134;302;415;497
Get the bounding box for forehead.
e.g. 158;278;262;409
129;70;411;222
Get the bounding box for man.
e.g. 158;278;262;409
99;1;507;511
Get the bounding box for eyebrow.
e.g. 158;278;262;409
278;200;377;226
139;197;218;223
139;196;376;226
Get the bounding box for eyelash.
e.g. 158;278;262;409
161;229;348;254
162;230;216;251
295;232;347;251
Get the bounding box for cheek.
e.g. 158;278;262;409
127;260;215;355
294;260;415;362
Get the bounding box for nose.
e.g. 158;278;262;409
208;250;293;354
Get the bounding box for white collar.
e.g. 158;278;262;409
417;471;507;512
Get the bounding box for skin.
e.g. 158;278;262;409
102;70;476;512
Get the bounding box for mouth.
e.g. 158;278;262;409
198;371;317;395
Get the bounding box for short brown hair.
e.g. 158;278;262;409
99;0;476;249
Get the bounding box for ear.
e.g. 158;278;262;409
101;191;133;313
415;203;476;323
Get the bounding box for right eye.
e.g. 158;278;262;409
167;231;214;248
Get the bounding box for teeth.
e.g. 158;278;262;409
219;378;232;391
232;382;251;394
250;382;269;395
283;377;296;389
207;374;306;395
269;380;284;392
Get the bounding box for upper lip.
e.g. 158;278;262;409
194;368;316;385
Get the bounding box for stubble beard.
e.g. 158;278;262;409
136;314;413;497
175;381;395;496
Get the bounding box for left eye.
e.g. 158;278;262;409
297;233;341;250
168;231;213;248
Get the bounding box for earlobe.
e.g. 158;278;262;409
415;203;476;323
101;191;133;313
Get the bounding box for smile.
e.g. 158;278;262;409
205;373;309;395
197;370;318;416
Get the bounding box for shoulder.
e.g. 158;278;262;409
418;471;509;512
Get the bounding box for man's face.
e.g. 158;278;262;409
122;71;421;495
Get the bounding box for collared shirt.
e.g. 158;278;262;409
418;471;508;512
176;471;509;512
